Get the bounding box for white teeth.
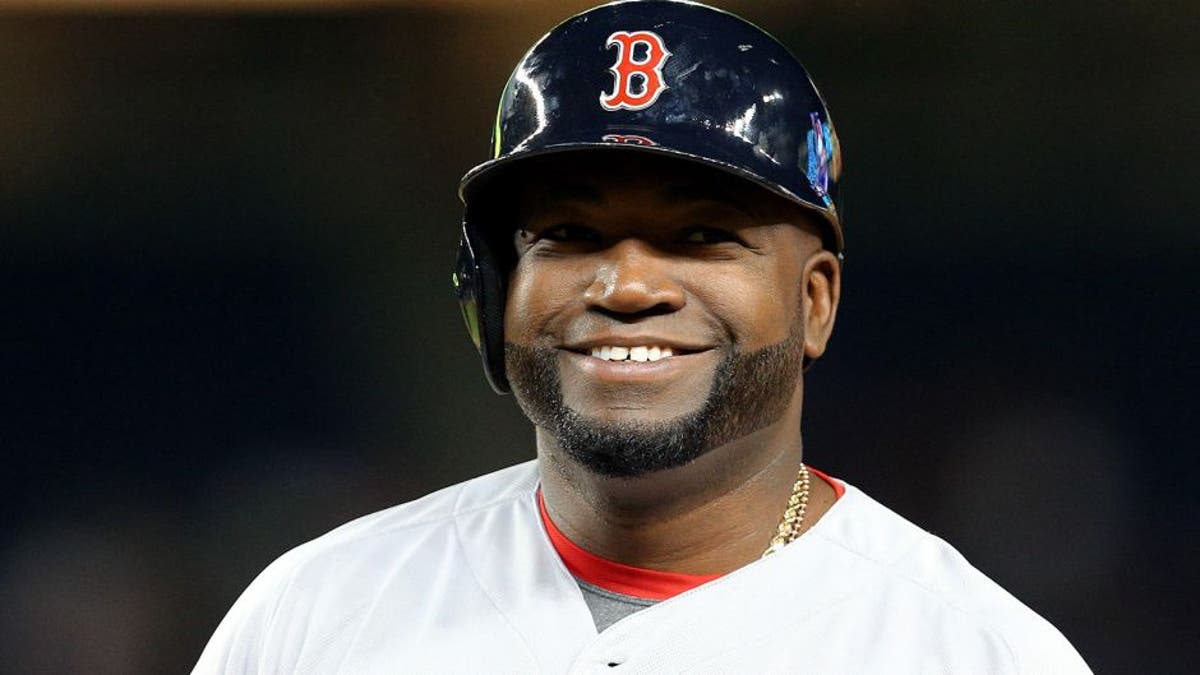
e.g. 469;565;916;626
587;345;676;362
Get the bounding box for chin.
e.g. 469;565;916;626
561;393;705;426
543;400;717;478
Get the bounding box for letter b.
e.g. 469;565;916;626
600;31;671;112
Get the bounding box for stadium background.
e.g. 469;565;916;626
1;0;1194;671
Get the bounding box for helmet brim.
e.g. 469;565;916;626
459;138;844;256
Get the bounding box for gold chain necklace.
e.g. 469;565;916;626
761;462;811;558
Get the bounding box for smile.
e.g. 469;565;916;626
588;345;674;362
560;347;717;386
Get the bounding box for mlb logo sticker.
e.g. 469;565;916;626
600;31;671;111
806;112;840;202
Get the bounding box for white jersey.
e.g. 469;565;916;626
194;461;1090;674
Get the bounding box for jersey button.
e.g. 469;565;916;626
599;654;626;669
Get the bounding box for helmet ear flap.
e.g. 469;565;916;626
454;223;511;394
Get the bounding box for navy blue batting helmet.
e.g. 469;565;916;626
454;0;844;394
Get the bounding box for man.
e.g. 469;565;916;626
196;2;1090;672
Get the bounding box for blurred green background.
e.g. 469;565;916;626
1;1;1195;672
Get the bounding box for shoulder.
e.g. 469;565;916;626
292;459;537;553
267;459;538;583
192;460;540;674
810;480;1091;674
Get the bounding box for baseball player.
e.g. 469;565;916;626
195;2;1091;672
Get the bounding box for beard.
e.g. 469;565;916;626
504;321;804;478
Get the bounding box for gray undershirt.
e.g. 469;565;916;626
576;578;659;632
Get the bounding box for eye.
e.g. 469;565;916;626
681;226;740;245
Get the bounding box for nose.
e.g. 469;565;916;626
583;238;685;317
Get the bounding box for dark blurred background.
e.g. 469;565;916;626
1;0;1195;672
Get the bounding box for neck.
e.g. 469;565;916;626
536;388;819;575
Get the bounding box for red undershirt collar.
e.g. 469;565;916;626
537;467;845;601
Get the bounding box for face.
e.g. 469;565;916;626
502;153;836;477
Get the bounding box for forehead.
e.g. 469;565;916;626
496;150;831;251
511;151;782;212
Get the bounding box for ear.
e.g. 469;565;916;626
801;250;841;361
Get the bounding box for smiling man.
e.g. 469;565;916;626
195;2;1090;673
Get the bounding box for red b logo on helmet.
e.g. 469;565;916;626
601;133;657;146
600;31;671;112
